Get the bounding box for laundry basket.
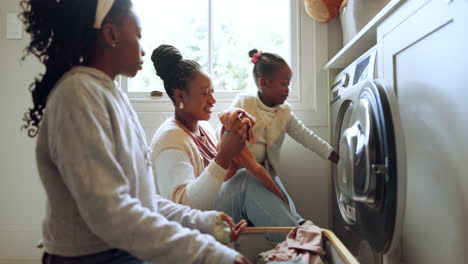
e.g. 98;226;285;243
235;227;359;264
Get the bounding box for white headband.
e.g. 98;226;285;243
93;0;115;29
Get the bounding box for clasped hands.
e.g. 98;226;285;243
215;109;254;169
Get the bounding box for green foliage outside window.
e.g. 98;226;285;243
130;0;290;93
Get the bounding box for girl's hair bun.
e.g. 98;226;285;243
248;49;258;58
151;44;183;80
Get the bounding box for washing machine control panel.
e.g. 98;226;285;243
341;73;350;87
330;46;377;103
353;55;373;85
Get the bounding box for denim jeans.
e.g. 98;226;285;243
215;169;303;242
42;249;154;264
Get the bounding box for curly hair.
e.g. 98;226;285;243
20;0;132;137
248;49;288;86
151;44;201;104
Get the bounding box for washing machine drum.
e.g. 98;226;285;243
336;81;397;254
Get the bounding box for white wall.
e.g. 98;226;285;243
0;0;332;260
0;1;46;260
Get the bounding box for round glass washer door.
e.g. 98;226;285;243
335;80;397;254
335;103;359;225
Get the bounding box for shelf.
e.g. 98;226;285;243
324;0;405;70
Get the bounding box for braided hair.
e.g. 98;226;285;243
248;49;288;86
151;44;201;104
20;0;132;137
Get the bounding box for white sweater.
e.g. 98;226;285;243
150;118;227;210
36;66;238;263
231;92;334;177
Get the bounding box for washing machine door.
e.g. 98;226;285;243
333;100;359;226
337;80;397;254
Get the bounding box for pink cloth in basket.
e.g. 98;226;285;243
258;221;325;264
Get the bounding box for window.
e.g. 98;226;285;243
124;0;296;102
123;0;325;128
124;1;327;128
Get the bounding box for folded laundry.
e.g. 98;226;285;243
256;221;325;264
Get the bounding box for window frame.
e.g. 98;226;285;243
123;1;328;127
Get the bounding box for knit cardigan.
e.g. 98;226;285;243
231;92;334;177
150;118;226;209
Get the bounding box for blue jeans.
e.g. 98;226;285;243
42;249;154;264
215;169;303;242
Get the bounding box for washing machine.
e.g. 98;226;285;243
330;46;402;264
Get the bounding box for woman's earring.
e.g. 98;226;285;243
179;102;184;110
111;43;116;48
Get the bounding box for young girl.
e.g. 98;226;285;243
20;0;250;263
230;49;340;223
150;44;299;242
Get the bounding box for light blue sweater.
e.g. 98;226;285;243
35;66;238;263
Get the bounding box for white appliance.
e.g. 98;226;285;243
377;0;468;262
330;46;404;264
